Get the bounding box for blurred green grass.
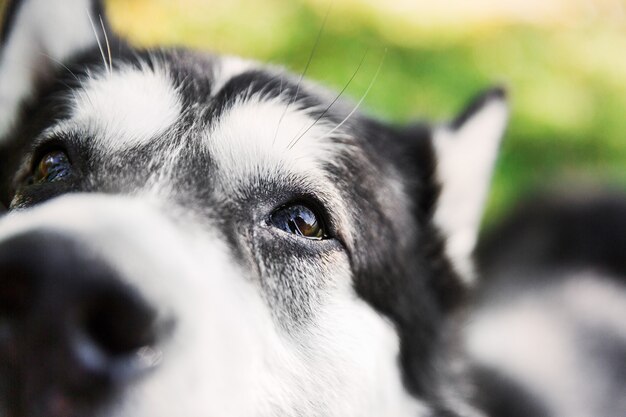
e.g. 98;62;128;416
2;0;626;224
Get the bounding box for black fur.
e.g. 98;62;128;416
471;366;551;417
478;190;626;280
451;87;506;130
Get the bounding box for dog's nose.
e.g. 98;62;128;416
0;231;162;408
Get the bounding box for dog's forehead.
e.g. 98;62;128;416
47;52;354;188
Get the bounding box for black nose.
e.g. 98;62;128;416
0;231;162;413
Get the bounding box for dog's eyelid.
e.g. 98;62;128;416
32;130;68;149
31;127;87;150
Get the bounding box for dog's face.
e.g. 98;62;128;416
0;1;507;416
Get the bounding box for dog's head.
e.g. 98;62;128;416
0;1;508;416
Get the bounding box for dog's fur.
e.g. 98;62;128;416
0;1;624;416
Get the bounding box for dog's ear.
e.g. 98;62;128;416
432;87;508;283
0;0;110;139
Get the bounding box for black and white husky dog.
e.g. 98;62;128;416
0;1;624;416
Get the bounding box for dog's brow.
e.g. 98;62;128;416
63;64;182;150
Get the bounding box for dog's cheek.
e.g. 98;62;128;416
296;280;429;416
249;226;348;329
241;226;428;415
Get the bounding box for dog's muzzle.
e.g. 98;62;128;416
0;230;165;417
0;195;271;417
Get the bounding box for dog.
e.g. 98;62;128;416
0;1;624;416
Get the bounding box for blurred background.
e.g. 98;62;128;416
1;0;625;223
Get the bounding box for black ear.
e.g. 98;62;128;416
0;0;111;140
431;87;509;283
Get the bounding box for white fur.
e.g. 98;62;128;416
208;96;337;178
433;97;508;283
40;64;182;152
0;0;101;140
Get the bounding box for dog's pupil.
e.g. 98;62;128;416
290;206;322;238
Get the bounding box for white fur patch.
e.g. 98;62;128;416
208;96;334;174
47;64;182;151
0;0;101;140
433;97;508;283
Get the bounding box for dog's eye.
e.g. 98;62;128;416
32;150;71;184
270;204;326;240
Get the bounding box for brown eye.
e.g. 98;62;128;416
32;150;71;184
270;204;326;240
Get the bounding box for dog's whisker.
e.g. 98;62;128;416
86;8;109;75
40;52;81;83
320;49;387;141
40;52;94;108
100;15;113;76
287;49;369;150
272;1;332;146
